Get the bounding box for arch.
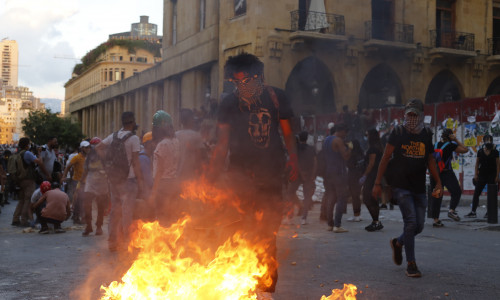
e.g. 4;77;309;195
285;56;335;116
359;64;403;109
425;70;462;103
486;76;500;96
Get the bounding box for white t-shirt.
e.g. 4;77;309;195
175;129;204;179
102;129;141;179
153;137;180;179
31;188;43;203
40;146;56;178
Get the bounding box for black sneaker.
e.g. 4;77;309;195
380;204;388;210
433;220;444;227
390;238;403;266
406;261;422;277
448;211;460;221
365;222;384;232
464;211;476;218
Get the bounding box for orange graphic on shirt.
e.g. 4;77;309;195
401;141;426;158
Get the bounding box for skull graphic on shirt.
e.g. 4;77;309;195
248;107;271;148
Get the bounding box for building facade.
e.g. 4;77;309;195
69;0;500;138
0;39;18;87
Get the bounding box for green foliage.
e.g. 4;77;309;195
21;109;85;148
72;39;161;75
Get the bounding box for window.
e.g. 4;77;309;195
130;56;134;62
121;71;125;79
234;0;246;17
137;57;147;63
436;0;455;48
119;56;123;61
109;71;113;81
104;70;107;81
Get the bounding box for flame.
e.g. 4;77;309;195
100;218;270;300
321;284;358;300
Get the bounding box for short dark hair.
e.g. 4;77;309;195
484;134;493;142
122;111;135;125
298;131;309;142
180;108;195;126
47;136;56;142
334;123;349;133
224;53;264;80
19;137;30;149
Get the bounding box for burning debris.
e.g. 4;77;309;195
98;179;358;300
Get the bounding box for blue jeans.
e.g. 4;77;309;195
394;188;427;263
326;175;349;227
108;178;138;247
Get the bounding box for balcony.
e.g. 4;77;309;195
364;21;415;50
487;38;500;66
289;10;346;48
429;30;476;58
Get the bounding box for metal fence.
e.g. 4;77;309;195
364;20;414;44
290;10;345;36
430;30;475;51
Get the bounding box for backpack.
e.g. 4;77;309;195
433;141;451;173
14;150;34;182
104;131;134;184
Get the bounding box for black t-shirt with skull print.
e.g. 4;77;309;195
218;86;294;187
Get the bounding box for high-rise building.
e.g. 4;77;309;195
0;39;18;87
109;15;161;42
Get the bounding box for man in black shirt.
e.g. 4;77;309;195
465;134;500;218
430;128;468;226
211;53;298;298
372;98;442;278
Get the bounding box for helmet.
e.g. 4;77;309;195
90;137;101;145
142;131;153;144
152;110;172;127
40;181;51;194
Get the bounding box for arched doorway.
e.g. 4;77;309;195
486;76;500;96
359;64;402;108
425;70;462;103
285;56;335;116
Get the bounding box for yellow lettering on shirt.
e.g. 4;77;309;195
401;141;426;158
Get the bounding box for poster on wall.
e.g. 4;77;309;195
462;156;476;191
463;123;477;147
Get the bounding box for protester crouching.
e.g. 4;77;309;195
31;182;70;234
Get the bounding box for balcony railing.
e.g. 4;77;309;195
364;21;414;43
488;38;500;55
430;30;474;51
290;10;345;36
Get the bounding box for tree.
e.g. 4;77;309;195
21;109;85;149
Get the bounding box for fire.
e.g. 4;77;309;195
321;284;358;300
100;218;270;300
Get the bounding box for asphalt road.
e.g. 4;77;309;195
0;199;499;300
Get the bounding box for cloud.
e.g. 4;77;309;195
0;0;163;99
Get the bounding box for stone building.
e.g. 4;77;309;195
68;0;500;138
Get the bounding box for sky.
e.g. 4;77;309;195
0;0;163;100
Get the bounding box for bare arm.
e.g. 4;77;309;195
450;134;468;154
34;154;51;181
363;153;376;177
132;151;144;192
61;159;75;183
428;154;443;197
474;156;479;179
372;143;395;199
332;137;351;161
209;123;230;178
32;193;47;210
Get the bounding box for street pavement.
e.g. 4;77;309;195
0;197;499;300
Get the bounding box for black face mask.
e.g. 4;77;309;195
485;143;494;150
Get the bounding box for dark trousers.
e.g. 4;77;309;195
348;172;362;215
472;176;496;212
35;209;62;229
430;170;462;218
363;177;380;221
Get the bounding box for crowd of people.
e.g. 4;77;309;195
1;53;499;299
